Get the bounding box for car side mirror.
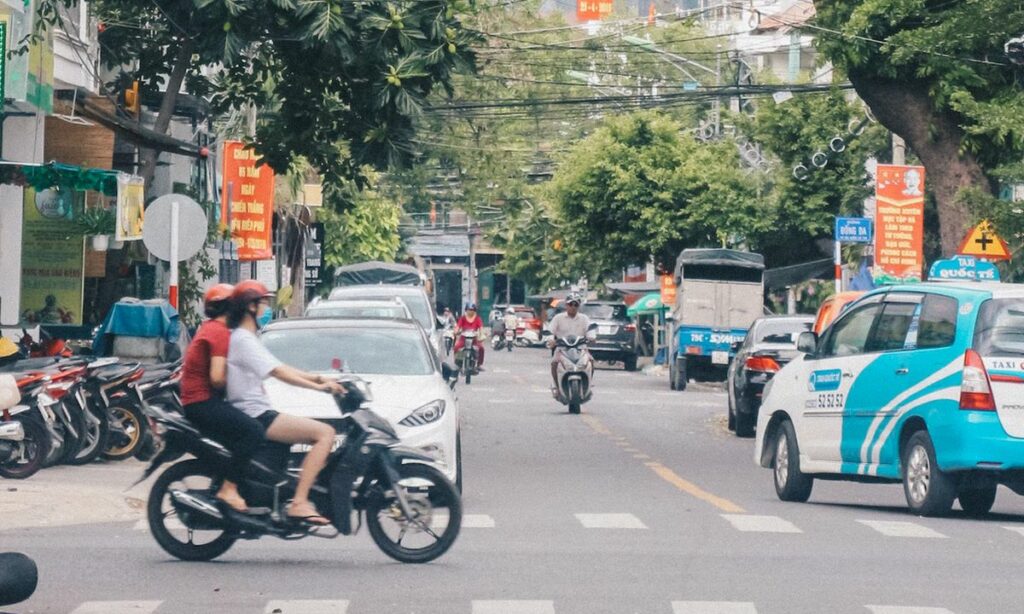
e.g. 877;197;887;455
441;362;457;381
797;331;818;355
587;322;599;331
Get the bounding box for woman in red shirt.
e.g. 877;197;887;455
453;303;485;370
180;284;264;513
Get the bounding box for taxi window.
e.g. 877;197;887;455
819;303;883;358
866;302;917;352
916;295;958;349
974;298;1024;357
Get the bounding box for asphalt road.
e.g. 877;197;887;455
5;348;1024;614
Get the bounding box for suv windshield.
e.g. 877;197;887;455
974;298;1024;357
580;304;627;320
262;327;434;375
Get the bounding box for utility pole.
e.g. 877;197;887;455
892;134;906;166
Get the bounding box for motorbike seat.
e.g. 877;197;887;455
138;369;172;385
0;357;63;373
93;364;141;384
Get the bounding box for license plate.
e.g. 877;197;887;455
598;326;612;335
711;351;729;365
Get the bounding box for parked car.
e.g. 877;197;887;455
328;285;442;357
261;317;462;489
305;298;412;320
579;301;638;371
727;315;814;437
755;282;1024;516
812;291;864;334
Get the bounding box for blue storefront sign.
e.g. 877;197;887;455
928;256;1000;282
834;217;873;243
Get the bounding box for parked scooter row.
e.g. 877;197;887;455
0;356;181;480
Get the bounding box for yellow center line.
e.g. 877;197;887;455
581;413;746;514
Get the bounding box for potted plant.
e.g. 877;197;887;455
77;207;116;251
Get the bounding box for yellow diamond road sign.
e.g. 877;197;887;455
957;219;1011;261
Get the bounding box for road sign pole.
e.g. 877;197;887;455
169;200;180;309
834;240;842;293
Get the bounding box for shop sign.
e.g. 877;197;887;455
20;188;84;324
577;0;613;20
660;274;676;306
304;223;325;288
115;174;144;241
221;140;275;261
873;164;925;284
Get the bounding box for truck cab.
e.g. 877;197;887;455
668;249;765;391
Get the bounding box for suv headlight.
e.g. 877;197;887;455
399;400;446;427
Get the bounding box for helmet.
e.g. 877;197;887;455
466;303;477;311
506;306;516;314
204;283;234;307
231;280;274;307
566;292;582;306
0;337;17;359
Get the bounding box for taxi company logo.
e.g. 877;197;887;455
809;369;843;392
990;360;1024;371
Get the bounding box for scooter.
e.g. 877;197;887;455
442;325;455;355
455;331;479;385
550;324;598;415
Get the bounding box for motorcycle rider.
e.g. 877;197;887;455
226;281;345;526
547;293;592;391
180;284;264;514
440;307;457;328
453;303;485;372
502;307;519;344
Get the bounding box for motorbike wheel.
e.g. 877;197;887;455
568;380;582;415
67;400;111;466
366;462;461;564
464;369;472;385
0;416;51;479
147;459;236;561
104;404;147;461
57;400;89;465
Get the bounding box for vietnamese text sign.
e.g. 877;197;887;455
660;274;676;306
835;217;872;243
577;0;613;20
304;222;325;288
928;256;1000;282
20;189;84;324
115;174;145;241
874;164;925;284
221;140;275;261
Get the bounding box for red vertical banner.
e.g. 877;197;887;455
660;274;676;306
873;164;925;284
221;140;275;261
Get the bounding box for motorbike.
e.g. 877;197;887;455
442;325;455;356
455;331;479;384
0;372;54;479
517;326;541;347
140;376;461;564
550;325;598;415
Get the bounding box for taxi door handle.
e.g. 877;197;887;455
895;367;910;375
842;371;854;378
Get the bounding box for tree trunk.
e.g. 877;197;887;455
847;71;992;256
138;38;194;196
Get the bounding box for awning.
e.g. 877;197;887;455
764;258;833;289
407;232;471;258
627;292;667;317
0;161;119;196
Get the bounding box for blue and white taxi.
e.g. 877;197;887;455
755;282;1024;516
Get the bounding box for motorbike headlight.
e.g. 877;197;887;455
399;400;446;427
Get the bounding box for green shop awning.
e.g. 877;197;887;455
0;161;119;196
627;292;667;317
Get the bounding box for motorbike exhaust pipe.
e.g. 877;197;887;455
0;421;25;441
170;489;224;520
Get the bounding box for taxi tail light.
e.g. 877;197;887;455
960;349;996;411
745;356;781;373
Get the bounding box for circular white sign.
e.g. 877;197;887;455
142;195;208;262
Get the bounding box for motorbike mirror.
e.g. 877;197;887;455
0;552;38;606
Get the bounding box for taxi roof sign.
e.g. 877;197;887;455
957;219;1011;261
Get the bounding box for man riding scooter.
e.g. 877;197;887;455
547;293;592;391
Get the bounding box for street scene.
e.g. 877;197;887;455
2;0;1024;613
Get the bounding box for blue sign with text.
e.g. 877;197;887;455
835;217;873;243
928;256;1000;282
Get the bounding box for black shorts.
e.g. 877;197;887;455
254;410;279;430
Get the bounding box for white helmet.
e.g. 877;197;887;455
506;306;516;314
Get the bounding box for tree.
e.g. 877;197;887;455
319;184;402;269
812;0;1024;254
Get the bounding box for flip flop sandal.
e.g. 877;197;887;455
288;514;330;526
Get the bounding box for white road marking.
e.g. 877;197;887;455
472;601;555;614
70;602;163;614
265;600;349;613
463;514;497;528
857;520;947;538
492;368;511;373
470;387;496;393
1003;525;1024;537
721;514;801;533
574;513;647;529
487;399;516;405
866;607;955;614
672;601;758;613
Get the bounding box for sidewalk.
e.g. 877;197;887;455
0;460;149;531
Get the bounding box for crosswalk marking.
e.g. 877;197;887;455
472;600;555;614
866;607;955;614
575;513;647;529
672;601;758;613
265;600;349;614
487;399;516;405
463;514;497;528
857;520;947;538
70;601;163;614
721;514;802;534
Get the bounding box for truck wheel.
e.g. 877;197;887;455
675;358;687;391
902;430;956;516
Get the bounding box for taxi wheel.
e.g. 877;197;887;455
773;420;813;502
902;431;956;516
958;484;996;516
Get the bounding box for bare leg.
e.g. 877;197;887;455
265;413;335;519
551;361;559;390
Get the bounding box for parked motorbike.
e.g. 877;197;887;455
0;373;53;479
517;326;541;347
455;331;479;384
550;324;598;415
141;376;461;563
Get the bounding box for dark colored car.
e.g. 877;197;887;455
579;302;638;371
727;315;813;437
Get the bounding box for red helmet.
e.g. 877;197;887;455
203;283;234;307
231;280;274;306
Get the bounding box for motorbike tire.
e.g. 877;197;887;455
57;400;89;465
0;415;51;479
104;404;147;461
366;462;461;564
67;400;111;466
147;459;236;561
568;380;582;415
465;369;472;385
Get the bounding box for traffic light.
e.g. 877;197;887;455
124;80;140;116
